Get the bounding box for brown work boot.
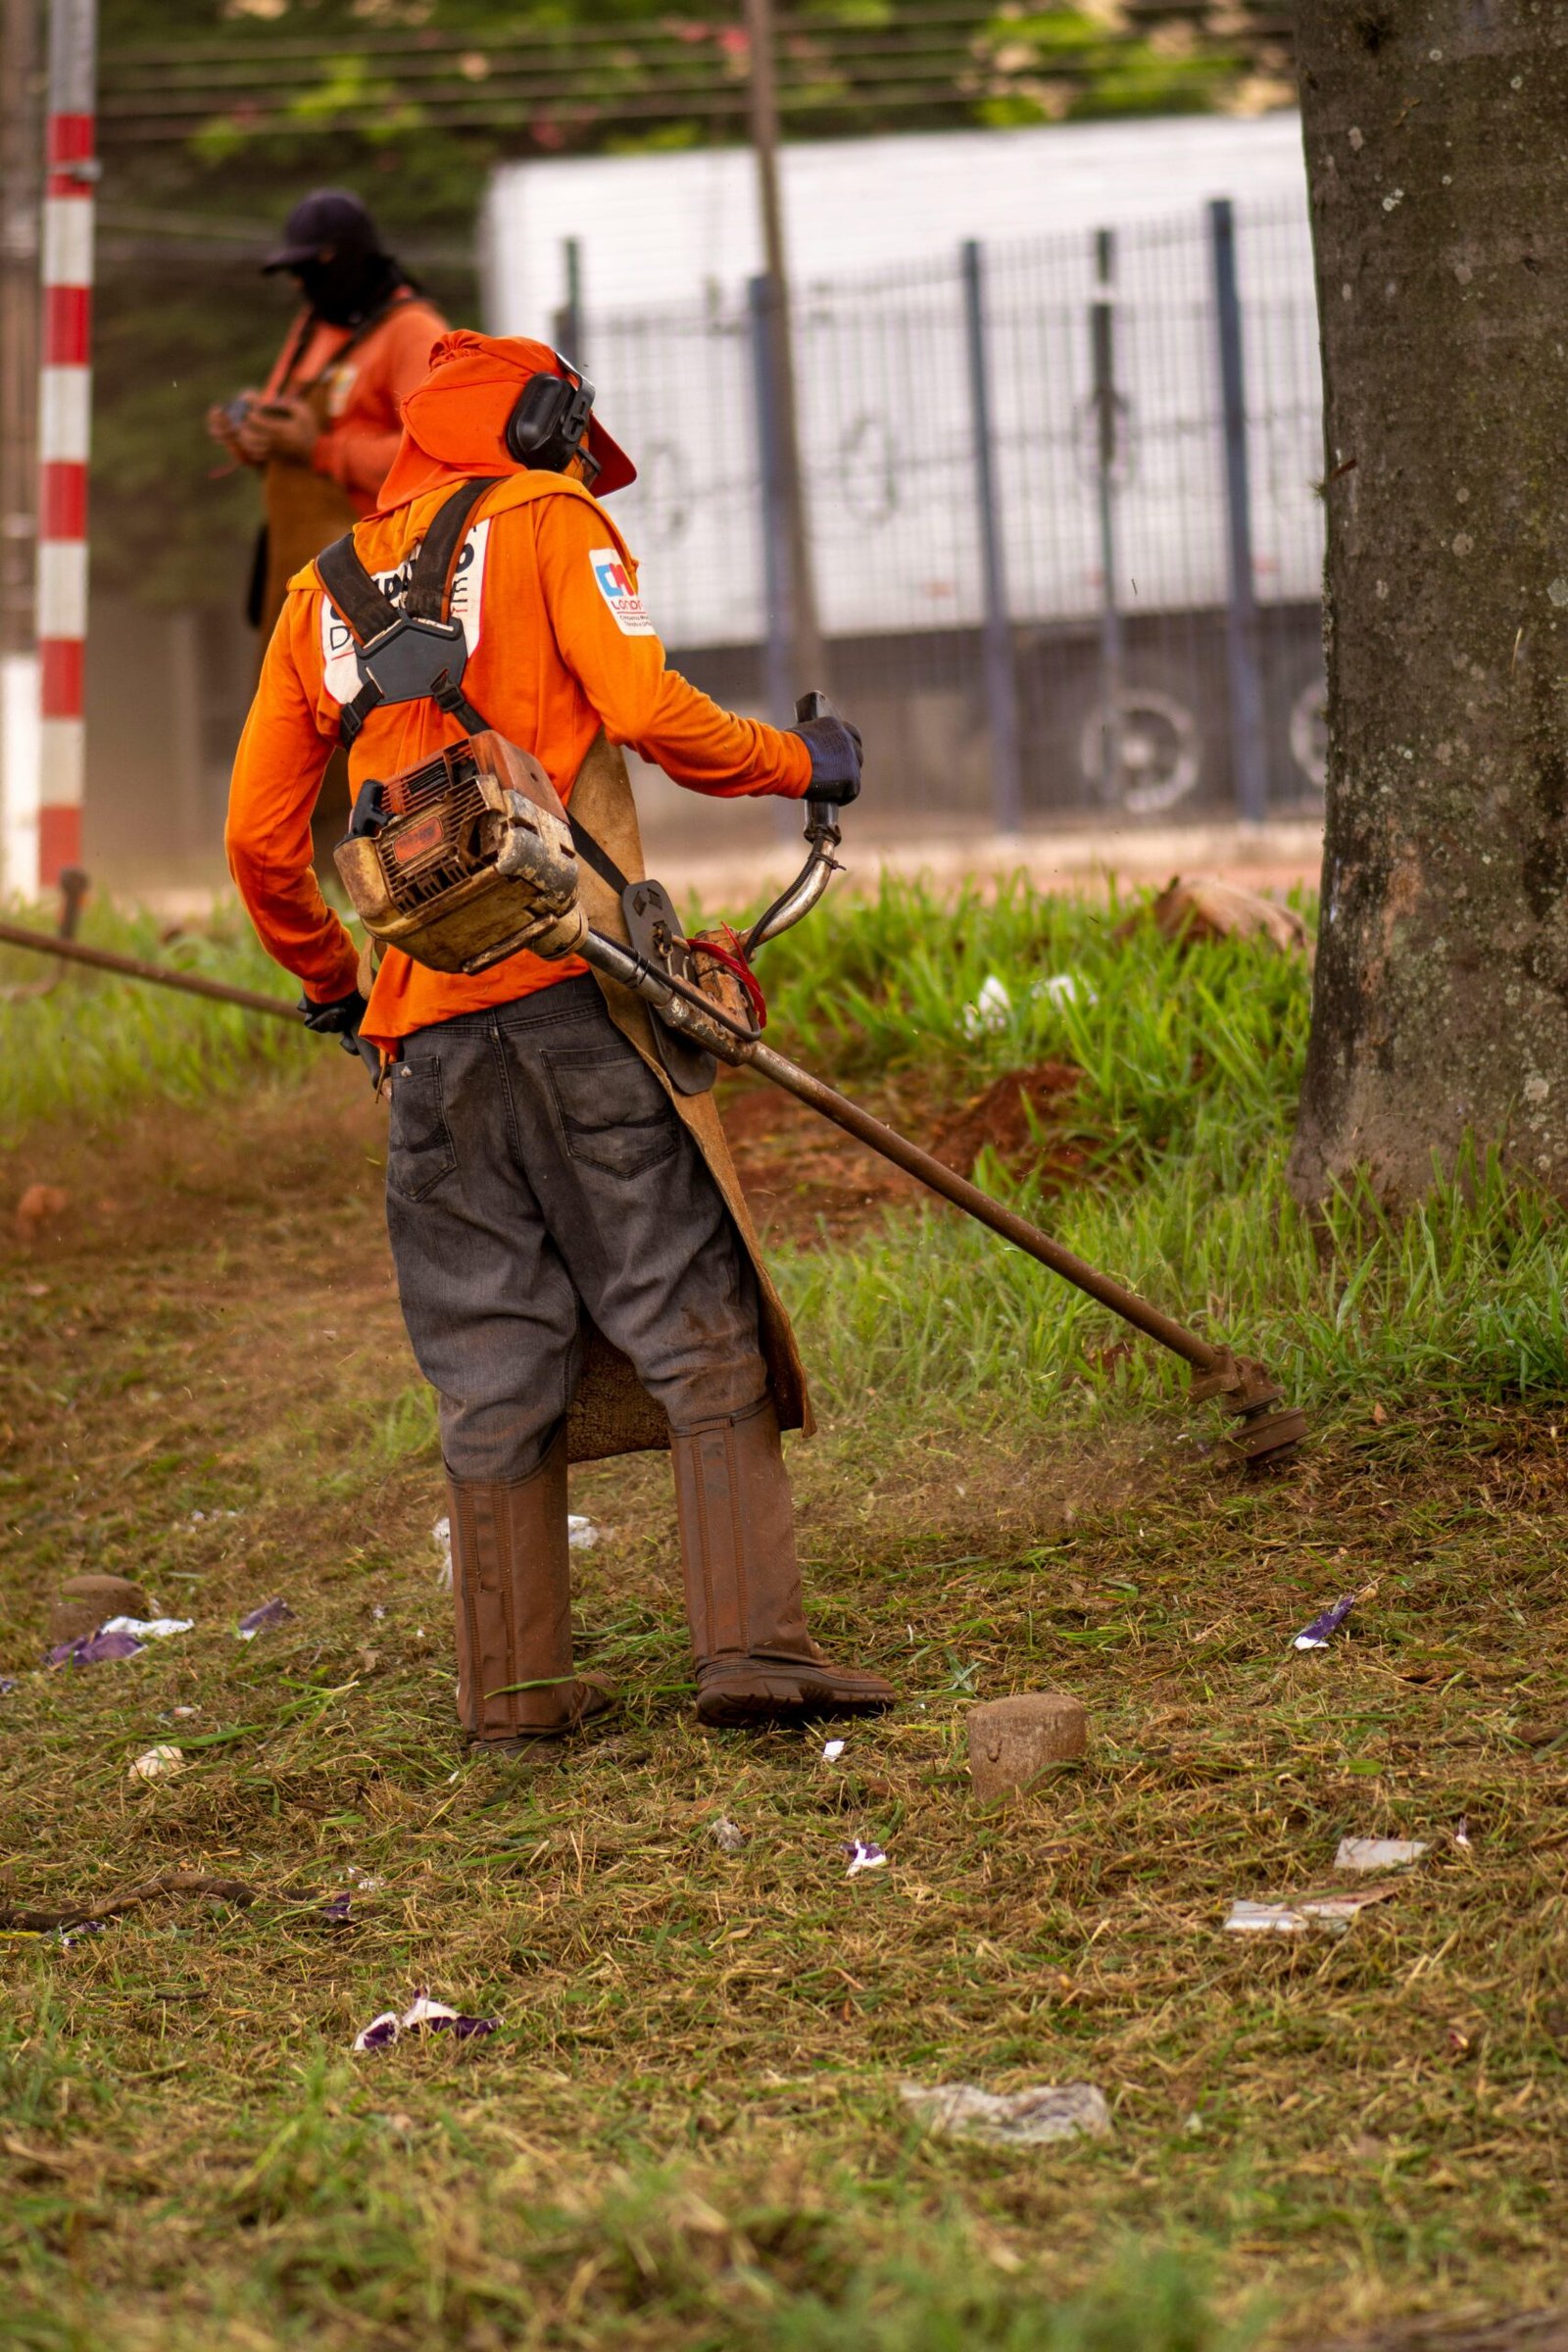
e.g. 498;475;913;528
446;1432;615;1748
671;1396;896;1727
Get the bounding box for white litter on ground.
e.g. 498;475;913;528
1334;1837;1428;1873
99;1616;193;1641
127;1744;184;1783
567;1515;599;1550
1224;1880;1404;1934
901;2080;1110;2148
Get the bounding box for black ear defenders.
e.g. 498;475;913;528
504;355;600;482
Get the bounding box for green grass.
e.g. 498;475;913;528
0;892;312;1131
6;871;1568;2349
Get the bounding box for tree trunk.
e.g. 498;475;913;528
1289;4;1568;1207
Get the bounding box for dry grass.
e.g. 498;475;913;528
4;1064;1568;2350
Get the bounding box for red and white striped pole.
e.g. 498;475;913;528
35;0;97;887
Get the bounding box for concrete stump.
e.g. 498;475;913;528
966;1692;1087;1801
49;1574;149;1646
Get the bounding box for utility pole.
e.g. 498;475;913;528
34;0;97;886
1;0;42;894
744;0;824;704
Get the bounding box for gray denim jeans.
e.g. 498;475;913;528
384;974;768;1483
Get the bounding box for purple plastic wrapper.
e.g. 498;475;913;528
321;1892;354;1927
47;1629;144;1669
1292;1584;1376;1651
237;1596;295;1641
0;1677;17;1696
844;1839;888;1879
352;1992;501;2051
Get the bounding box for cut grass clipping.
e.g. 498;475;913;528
5;871;1568;2351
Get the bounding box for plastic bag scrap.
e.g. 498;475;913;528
353;1993;500;2052
845;1839;888;1879
432;1517;453;1589
1223;1880;1404;1934
236;1597;295;1642
321;1891;354;1927
1335;1837;1428;1872
49;1628;145;1668
48;1615;193;1669
567;1515;599;1551
901;2080;1110;2148
821;1739;847;1764
1293;1582;1377;1651
0;1678;16;1697
127;1744;184;1784
710;1819;746;1854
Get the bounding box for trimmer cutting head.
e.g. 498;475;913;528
1189;1348;1308;1469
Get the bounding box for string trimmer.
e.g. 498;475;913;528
0;712;1305;1467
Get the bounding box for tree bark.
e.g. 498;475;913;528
1290;3;1568;1207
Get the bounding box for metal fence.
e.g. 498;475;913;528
588;191;1324;830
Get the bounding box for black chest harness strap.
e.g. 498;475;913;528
317;474;636;896
316;476;500;749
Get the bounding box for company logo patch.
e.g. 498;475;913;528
590;547;657;637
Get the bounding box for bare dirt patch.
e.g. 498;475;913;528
716;1058;1091;1246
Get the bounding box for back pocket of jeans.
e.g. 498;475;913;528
386;1059;458;1202
544;1041;680;1179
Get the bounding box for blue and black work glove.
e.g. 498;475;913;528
298;985;368;1058
790;710;862;806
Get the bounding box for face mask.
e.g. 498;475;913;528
294;247;390;327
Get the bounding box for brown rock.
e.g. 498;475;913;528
16;1183;70;1243
49;1573;150;1647
966;1692;1088;1802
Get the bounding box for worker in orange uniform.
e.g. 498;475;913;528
208;190;448;642
226;330;895;1751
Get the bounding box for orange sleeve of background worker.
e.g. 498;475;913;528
225;602;361;1005
311;300;447;508
534;496;813;800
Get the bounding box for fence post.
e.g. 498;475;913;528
747;272;794;729
1208;196;1268;827
1090;226;1124;808
960;239;1022;837
552;236;584;366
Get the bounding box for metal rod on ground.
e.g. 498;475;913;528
1091;226;1125;811
1209;196;1269;829
745;0;824;695
960;238;1022;838
0;916;298;1018
35;0;98;887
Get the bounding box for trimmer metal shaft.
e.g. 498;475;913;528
582;921;1307;1467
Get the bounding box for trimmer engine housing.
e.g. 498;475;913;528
333;731;586;975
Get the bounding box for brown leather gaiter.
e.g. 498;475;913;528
670;1396;811;1667
447;1428;575;1739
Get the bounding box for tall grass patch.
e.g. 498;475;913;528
1;893;312;1132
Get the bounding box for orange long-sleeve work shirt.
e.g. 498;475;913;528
226;470;813;1049
265;291;449;513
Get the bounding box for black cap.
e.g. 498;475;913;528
262;189;382;273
